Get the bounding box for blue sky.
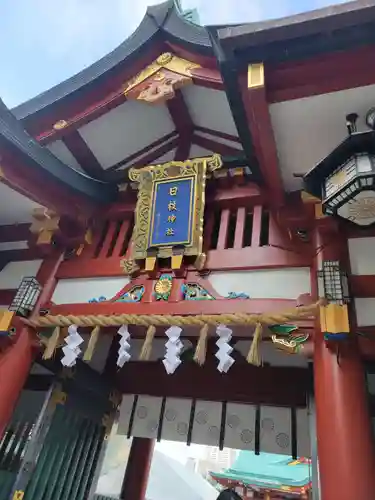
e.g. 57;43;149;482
0;0;348;108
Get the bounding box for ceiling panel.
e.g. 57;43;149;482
78;100;174;169
0;183;42;225
46;140;84;172
269;83;375;191
183;86;239;137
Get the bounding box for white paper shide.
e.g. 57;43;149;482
215;324;234;373
163;326;183;375
117;325;131;367
61;325;84;367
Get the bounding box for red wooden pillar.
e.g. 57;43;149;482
313;225;375;500
120;438;155;500
0;249;64;437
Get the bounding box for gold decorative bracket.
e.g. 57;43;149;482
248;63;264;89
124;52;200;105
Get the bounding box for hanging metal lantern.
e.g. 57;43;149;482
9;277;42;317
317;261;350;305
304;113;375;226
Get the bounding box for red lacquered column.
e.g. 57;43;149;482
120;438;155;500
313;226;375;500
0;249;64;437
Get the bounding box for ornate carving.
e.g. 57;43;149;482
116;285;145;303
88;296;107;303
120;258;140;276
53;119;68;130
182;283;215;301
30;208;60;245
124;52;200;102
270;325;309;354
154;274;173;301
134;69;192;105
226;292;250;299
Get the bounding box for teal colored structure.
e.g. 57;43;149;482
211;451;311;497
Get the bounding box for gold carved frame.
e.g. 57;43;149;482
129;154;222;262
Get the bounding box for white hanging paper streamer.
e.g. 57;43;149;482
163;326;183;375
61;325;84;367
215;324;234;373
117;325;131;368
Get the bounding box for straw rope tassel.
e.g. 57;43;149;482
139;325;156;361
42;326;61;360
194;324;209;366
247;323;263;366
83;326;100;361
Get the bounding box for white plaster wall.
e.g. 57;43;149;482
354;298;375;326
348;237;375;275
208;268;311;299
52;277;130;304
0;260;42;289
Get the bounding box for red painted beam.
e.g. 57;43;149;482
62;130;105;178
206;245;310;270
29;46;222;144
167;89;193;135
0;224;30;242
28;44;165;142
0;289;15;304
267;45;375;103
192;134;243;156
174;136;192;161
207;184;264;208
238;72;284;206
349;275;375;298
116;359;309;407
0;149;97;218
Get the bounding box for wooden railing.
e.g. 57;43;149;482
57;204;310;279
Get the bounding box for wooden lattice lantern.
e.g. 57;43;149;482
9;277;42;317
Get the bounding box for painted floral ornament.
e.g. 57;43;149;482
154;274;173;301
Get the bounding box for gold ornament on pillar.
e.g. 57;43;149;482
30;208;60;245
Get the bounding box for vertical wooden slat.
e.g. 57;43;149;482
234;207;246;249
111;219;130;258
216;209;230;250
80;222;105;260
251;205;262;247
203;211;214;251
99;221;117;259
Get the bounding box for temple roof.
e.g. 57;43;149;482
0;100;116;205
12;1;212;121
211;451;310;494
215;0;375;63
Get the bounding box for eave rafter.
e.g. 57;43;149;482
62;130;105;178
238;63;284;205
265;44;375;104
32;49;223;148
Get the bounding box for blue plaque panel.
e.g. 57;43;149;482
149;177;195;247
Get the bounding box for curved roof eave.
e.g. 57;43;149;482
215;0;375;63
12;0;213;121
217;0;375;47
0;100;117;204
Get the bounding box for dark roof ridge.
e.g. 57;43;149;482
217;0;375;47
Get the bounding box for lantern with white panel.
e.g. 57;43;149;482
304;113;375;226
